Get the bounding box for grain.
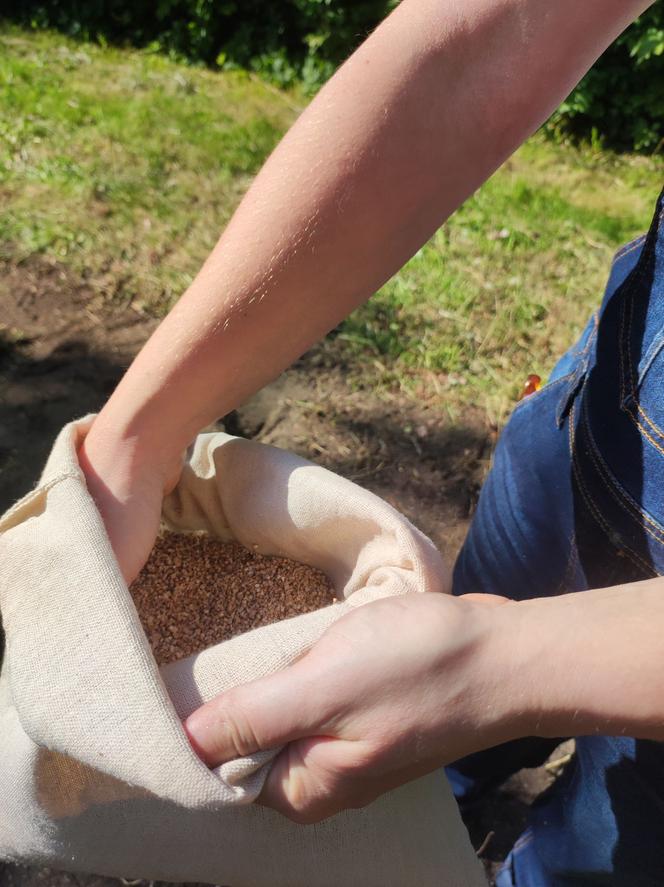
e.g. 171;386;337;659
130;532;336;666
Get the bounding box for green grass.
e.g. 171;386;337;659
2;25;663;423
0;27;296;306
340;142;664;421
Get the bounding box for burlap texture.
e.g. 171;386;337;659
0;416;486;887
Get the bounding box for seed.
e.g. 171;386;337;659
130;532;336;666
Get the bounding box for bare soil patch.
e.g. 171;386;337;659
0;257;570;886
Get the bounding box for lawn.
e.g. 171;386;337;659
2;25;663;423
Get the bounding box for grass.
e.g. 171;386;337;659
2;25;663;423
339;142;664;421
0;28;295;306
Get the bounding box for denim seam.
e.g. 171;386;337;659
555;312;600;423
624;255;651;397
618;205;664;409
626;284;664;441
627;408;664;461
571;311;600;361
619;297;628;406
581;400;664;548
617;256;664;451
569;402;655;575
635;401;664;441
621;297;664;453
612;234;646;265
512;313;599;420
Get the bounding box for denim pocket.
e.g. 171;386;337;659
510;309;597;429
554;311;598;427
620;337;664;455
617;203;664;446
571;195;664;585
634;327;664;392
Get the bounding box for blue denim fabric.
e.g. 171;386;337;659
452;187;664;886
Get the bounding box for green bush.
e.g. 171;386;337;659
11;0;394;91
6;2;664;151
548;7;664;153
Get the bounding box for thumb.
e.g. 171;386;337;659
184;657;330;768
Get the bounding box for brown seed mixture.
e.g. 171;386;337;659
130;532;336;666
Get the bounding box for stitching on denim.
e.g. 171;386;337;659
612;235;646;265
583;401;664;541
628;286;637;391
615;235;647;260
619;298;628;406
517;312;601;421
568;402;655;575
617;224;664;444
624;281;664;441
581;400;664;548
627;284;664;440
620;291;664;456
512;313;600;419
555;312;600;424
578;311;600;359
622;206;664;400
567;311;600;364
635;397;664;442
628;407;664;460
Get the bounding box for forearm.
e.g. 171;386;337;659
497;579;664;741
182;580;664;818
86;0;651;475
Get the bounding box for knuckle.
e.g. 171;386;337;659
267;782;331;824
217;691;261;758
280;753;342;824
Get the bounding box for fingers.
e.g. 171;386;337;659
258;735;381;824
184;656;330;767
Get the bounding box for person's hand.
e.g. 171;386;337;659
78;414;183;584
184;591;526;823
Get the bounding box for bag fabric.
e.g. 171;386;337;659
0;415;486;887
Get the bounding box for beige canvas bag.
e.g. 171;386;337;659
0;416;486;887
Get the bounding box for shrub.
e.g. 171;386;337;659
12;1;394;90
7;2;664;151
547;8;664;152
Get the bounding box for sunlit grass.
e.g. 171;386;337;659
2;25;663;422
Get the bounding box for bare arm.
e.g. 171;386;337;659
81;0;652;582
185;580;664;823
77;0;664;822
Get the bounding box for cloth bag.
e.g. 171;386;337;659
0;416;486;887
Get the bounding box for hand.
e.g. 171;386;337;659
185;591;524;823
78;414;183;584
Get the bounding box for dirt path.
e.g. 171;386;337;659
0;257;570;885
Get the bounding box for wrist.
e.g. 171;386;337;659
472;597;546;744
425;595;537;755
80;403;184;498
499;582;664;741
76;405;181;584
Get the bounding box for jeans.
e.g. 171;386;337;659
451;186;664;886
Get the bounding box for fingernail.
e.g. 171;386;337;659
183;711;213;765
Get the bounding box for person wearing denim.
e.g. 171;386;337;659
451;187;664;885
75;0;664;874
